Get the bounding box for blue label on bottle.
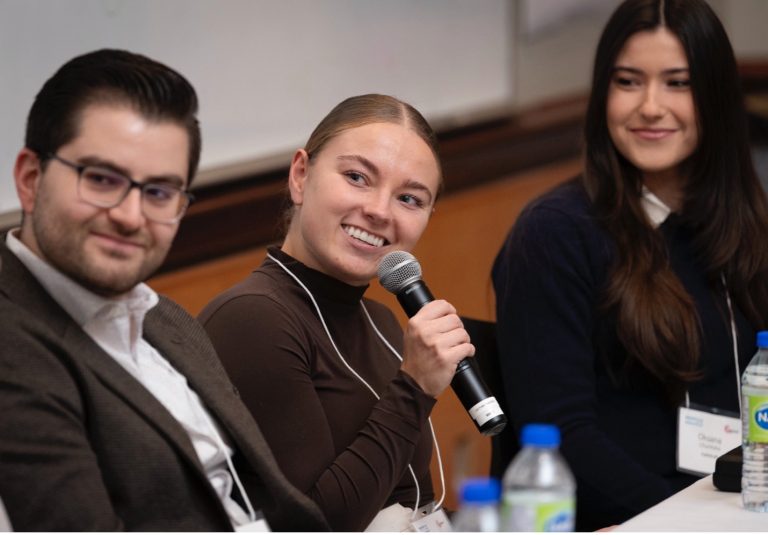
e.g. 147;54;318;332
748;396;768;441
543;509;575;532
756;403;768;430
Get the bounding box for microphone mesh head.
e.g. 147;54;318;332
377;251;422;293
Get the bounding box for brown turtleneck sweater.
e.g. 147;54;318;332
199;246;436;531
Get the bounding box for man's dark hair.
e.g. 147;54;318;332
25;48;201;183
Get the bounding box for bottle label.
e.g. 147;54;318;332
502;496;575;532
468;397;503;426
747;394;768;442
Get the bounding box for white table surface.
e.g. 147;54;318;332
615;476;767;531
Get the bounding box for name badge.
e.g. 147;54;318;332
677;404;741;476
410;503;452;532
235;518;270;532
235;511;270;532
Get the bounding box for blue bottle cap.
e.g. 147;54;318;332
460;477;500;504
520;423;560;447
757;331;768;348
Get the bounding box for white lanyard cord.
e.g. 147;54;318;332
209;423;258;523
361;302;447;510
685;274;741;412
722;273;742;414
268;253;379;398
185;387;257;524
267;253;444;517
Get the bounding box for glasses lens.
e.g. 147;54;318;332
77;165;188;223
79;167;130;207
142;183;186;222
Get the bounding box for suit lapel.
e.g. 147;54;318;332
143;311;275;466
143;306;295;507
64;326;204;470
0;243;203;473
1;239;260;474
145;308;330;529
2;240;328;528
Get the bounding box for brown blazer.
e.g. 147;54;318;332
0;240;328;531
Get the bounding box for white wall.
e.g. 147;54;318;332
1;0;766;225
713;0;768;58
513;0;620;107
512;0;768;108
0;0;513;220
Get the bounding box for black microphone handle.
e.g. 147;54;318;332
396;280;436;317
396;280;507;436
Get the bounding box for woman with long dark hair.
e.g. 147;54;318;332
493;0;768;530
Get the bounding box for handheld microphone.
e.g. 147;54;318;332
377;251;507;436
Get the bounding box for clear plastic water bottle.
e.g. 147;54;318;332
452;477;500;532
742;330;768;511
500;423;575;531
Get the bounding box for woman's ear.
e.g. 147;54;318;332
14;148;42;215
287;149;310;206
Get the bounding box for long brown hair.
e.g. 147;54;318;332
583;0;768;398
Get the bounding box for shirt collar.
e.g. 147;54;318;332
640;186;672;228
5;229;158;327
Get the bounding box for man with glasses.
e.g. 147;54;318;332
0;49;328;531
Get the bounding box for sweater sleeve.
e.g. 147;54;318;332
200;292;435;531
492;200;675;529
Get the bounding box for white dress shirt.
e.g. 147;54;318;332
641;185;672;228
5;230;252;527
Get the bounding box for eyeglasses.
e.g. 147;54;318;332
46;153;194;224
